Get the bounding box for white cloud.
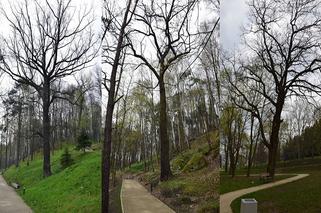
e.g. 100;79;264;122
221;0;248;51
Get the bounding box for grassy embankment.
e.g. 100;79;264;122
3;145;122;213
125;131;220;213
229;157;321;213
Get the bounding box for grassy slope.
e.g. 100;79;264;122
3;147;121;213
126;131;220;213
230;158;321;213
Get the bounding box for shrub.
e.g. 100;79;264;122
60;148;74;169
159;180;185;197
76;130;92;153
182;152;207;172
171;151;194;172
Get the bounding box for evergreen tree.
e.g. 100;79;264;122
76;130;92;153
60;148;73;169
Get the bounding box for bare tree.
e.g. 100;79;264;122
126;0;215;180
101;0;138;211
288;98;313;159
0;0;97;177
226;0;321;178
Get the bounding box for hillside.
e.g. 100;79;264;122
3;146;121;213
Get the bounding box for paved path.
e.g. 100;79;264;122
121;179;175;213
220;174;309;213
0;175;32;213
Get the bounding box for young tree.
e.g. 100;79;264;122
76;130;92;153
60;148;74;169
0;0;96;177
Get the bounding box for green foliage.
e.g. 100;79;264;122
125;161;145;173
171;136;215;173
60;148;74;169
76;130;92;152
283;118;321;160
141;171;160;185
171;152;193;172
182;152;207;172
159;180;185;197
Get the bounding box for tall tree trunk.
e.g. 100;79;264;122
102;82;115;213
159;75;172;181
101;0;133;211
267;103;283;178
42;80;52;177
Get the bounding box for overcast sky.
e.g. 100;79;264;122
0;0;101;87
0;0;101;116
221;0;248;51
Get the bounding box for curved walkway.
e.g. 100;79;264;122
220;174;309;213
121;179;175;213
0;175;32;213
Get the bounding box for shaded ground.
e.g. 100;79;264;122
121;179;175;213
220;174;308;213
0;175;33;213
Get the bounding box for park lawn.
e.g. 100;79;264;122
231;163;321;213
3;147;122;213
220;174;293;194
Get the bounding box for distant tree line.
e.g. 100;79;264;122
283;113;321;160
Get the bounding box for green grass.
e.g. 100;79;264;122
230;160;321;213
220;174;293;194
3;147;121;213
124;161;150;173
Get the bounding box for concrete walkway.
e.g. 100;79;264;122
121;179;175;213
220;174;309;213
0;175;32;213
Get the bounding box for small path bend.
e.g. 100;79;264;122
121;179;175;213
0;175;32;213
220;174;309;213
